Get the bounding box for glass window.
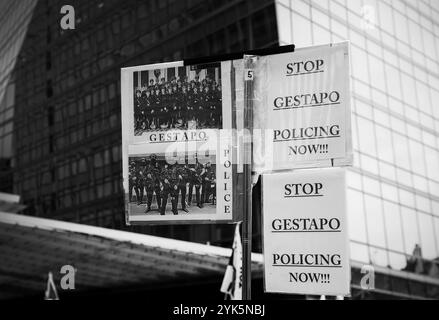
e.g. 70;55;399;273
351;46;369;83
330;0;346;20
368;54;385;91
364;194;386;247
71;160;77;175
346;170;362;190
375;125;393;162
93;89;99;107
112;145;120;162
415;81;432;114
399;188;415;208
360;154;379;175
331;18;348;39
103;149;110;165
362;175;380;196
418;212;437;259
97;184;104;198
104;181;112;196
425;147;439;182
388;97;404;116
357;117;376;156
379;161;396;181
374;109;389;127
94;152;103;168
108;83;116;100
85;94;92;110
391;132;410;170
394;11;409;43
276;6;291;44
370;247;389;268
347;189;368;242
401;73;417;107
401;207;420;255
381;183;398;202
355;99;373;119
292;12;312;47
79;158;87;172
371;88;387;107
434;217;439;252
408;139;426;175
350;241;370;264
383;200;404;252
413;175;428;194
100;87;107;104
312;7;329;30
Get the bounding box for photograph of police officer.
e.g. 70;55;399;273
133;65;222;135
128;153;216;216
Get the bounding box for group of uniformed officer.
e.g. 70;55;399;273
134;75;222;133
128;155;216;215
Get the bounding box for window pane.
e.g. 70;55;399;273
364;194;386;247
383;200;404;252
401;207;420;255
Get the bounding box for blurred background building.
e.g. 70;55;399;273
273;0;439;296
0;0;438;299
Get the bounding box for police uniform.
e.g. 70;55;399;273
159;89;170;129
142;91;151;129
203;87;213;127
176;165;189;212
153;89;161;127
134;170;145;205
202;164;215;204
128;163;136;202
187;89;196;124
134;91;143;131
159;165;173;215
143;166;155;212
152;163;162;209
188;163;204;208
208;86;219;128
148;80;155;91
169;166;180;215
193;88;202;126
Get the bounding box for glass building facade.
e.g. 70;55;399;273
0;0;38;193
275;0;439;282
10;0;278;244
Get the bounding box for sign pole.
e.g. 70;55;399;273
242;56;255;300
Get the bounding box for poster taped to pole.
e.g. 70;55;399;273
252;42;353;174
262;167;350;296
121;60;240;224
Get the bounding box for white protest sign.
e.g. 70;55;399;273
253;42;352;172
262;168;350;296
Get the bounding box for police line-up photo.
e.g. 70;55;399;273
128;153;216;217
133;65;222;134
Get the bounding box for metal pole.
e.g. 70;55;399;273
242;56;255;300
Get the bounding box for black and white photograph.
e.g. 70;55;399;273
128;153;217;218
2;0;439;307
133;65;222;134
121;60;234;224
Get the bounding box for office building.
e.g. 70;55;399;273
275;0;439;297
1;0;438;299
